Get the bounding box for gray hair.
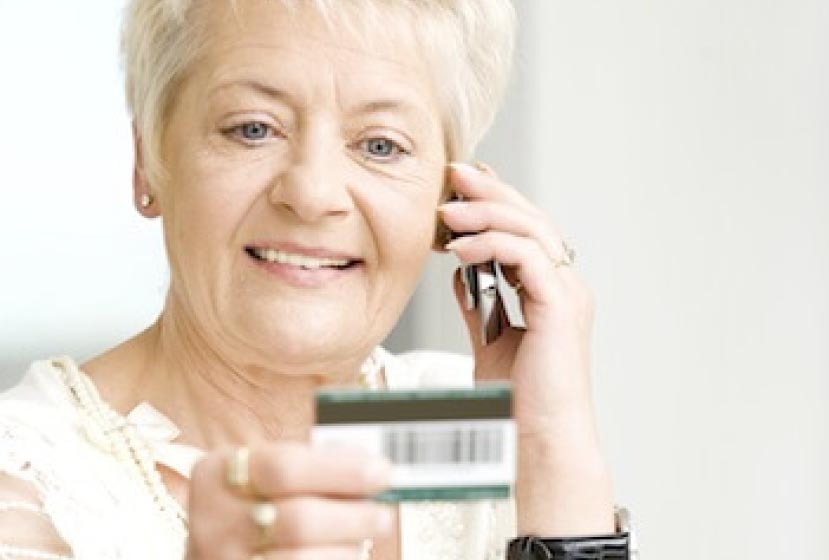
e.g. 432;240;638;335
122;0;517;184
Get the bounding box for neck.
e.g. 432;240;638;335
82;303;372;450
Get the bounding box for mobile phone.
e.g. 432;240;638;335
460;261;503;344
445;194;525;344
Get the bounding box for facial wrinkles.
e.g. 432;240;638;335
198;51;444;219
213;12;438;120
159;94;246;363
200;0;446;166
160;2;447;369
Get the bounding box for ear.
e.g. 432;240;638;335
431;169;456;252
132;122;160;218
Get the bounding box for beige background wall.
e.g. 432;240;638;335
1;1;827;557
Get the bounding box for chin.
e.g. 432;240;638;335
231;305;373;372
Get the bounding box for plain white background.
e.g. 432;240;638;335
1;1;827;558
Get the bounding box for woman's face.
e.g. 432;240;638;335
154;1;446;371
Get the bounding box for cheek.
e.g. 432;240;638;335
374;166;445;269
369;188;440;275
162;155;267;288
167;137;274;226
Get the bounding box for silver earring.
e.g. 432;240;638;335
140;193;154;209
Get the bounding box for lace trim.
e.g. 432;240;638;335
51;357;187;533
0;503;71;560
0;420;84;558
0;545;72;560
0;502;46;517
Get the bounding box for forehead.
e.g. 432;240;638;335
196;0;439;111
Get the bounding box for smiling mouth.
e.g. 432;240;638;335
245;247;360;270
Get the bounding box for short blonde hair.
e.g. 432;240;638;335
121;0;516;185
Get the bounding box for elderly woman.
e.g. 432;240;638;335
0;1;632;559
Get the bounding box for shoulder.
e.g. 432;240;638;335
0;358;85;475
0;359;180;557
0;358;78;430
381;349;474;389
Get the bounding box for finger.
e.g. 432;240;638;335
438;199;565;260
446;231;561;306
190;495;391;555
257;497;393;548
188;497;390;559
447;163;536;212
447;231;593;321
251;443;391;498
256;546;365;560
197;444;390;500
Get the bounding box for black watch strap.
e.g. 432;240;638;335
506;533;630;560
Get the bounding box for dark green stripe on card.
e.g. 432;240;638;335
316;386;512;424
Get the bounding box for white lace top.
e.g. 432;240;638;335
0;351;515;560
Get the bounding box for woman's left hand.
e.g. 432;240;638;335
440;162;615;536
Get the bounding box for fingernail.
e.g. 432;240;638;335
444;239;460;251
438;201;466;213
448;162;477;177
444;237;472;252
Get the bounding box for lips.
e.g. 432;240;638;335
244;244;362;271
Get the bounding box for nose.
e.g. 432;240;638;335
269;131;353;223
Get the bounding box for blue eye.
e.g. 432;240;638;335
240;122;270;141
360;137;406;161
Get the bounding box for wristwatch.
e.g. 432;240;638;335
506;507;639;560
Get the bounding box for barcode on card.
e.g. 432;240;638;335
382;424;504;465
313;385;515;501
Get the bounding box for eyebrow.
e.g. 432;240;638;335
208;79;296;105
209;79;430;121
351;98;427;121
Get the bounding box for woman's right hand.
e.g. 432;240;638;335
186;443;394;560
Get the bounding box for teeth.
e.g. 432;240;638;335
251;248;350;268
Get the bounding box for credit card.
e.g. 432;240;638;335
312;385;515;502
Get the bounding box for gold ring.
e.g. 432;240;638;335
226;447;254;496
552;240;576;268
250;501;278;550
